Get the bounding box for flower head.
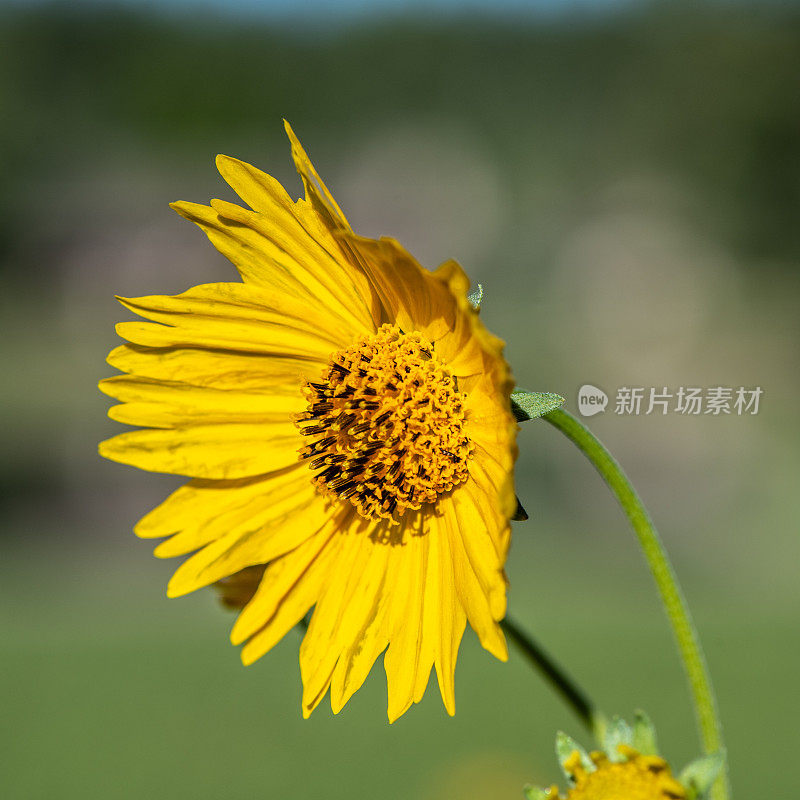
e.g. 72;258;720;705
550;746;687;800
99;121;518;721
526;714;724;800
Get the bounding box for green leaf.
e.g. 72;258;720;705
602;716;633;761
467;283;483;310
631;709;659;755
511;391;565;422
556;731;594;780
679;752;725;800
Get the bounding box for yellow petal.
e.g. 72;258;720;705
170;200;319;297
283;119;352;233
240;597;314;667
207;195;377;332
451;480;504;569
116;321;333;361
134;471;288;540
235;513;348;665
430;521;466;716
166;478;327;598
411;536;439;708
100;375;305;429
116;281;349;354
441;496;508;661
384;520;430;721
314;527;394;714
299;515;380;714
144;467;306;557
171;171;376;333
107;344;320;390
329;596;389;714
429;260;509;377
231;509;345;649
98;421;302;479
454;479;510;619
468;444;517;548
334;232;460;340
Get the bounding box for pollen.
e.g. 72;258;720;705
558;746;687;800
294;324;473;523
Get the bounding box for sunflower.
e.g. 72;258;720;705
549;747;687;800
526;715;724;800
99;121;518;721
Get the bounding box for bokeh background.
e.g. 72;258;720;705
2;0;799;797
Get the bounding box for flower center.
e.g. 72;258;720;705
560;747;687;800
294;324;473;523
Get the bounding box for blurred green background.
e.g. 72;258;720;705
2;1;799;797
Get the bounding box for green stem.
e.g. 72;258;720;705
543;408;728;800
501;616;604;739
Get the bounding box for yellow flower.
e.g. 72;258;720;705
99;121;518;721
551;746;687;800
526;716;724;800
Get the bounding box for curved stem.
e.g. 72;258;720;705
501;616;604;739
543;408;729;800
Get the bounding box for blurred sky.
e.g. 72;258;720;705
13;0;636;23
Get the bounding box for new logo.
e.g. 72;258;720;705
578;384;608;417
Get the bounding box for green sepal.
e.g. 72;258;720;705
523;785;553;800
556;731;595;781
602;716;633;762
590;712;609;749
679;752;725;800
467;283;483;310
631;709;659;755
511;391;565;422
